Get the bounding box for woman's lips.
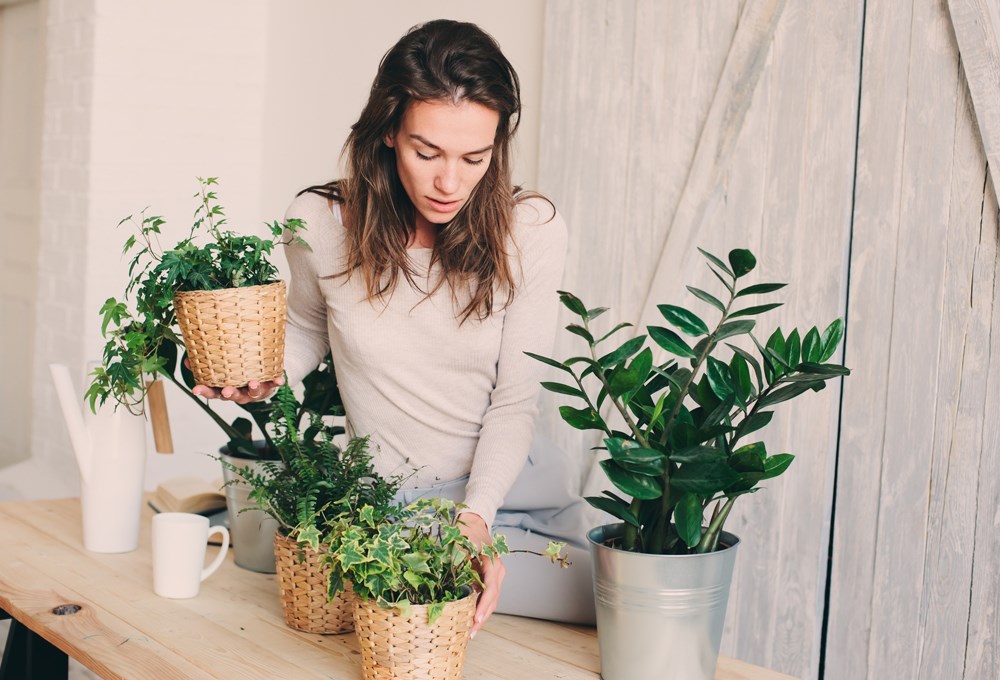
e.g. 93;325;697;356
427;197;460;212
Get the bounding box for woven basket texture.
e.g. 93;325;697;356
273;532;354;634
352;591;476;680
174;281;286;387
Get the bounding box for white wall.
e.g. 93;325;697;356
16;0;546;498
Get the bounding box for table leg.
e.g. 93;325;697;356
0;609;68;680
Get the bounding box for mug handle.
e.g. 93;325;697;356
201;526;230;581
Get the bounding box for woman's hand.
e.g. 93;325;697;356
186;359;284;403
459;512;505;638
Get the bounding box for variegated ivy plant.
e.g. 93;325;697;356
324;497;568;624
529;248;850;555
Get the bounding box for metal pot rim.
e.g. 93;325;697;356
587;522;741;559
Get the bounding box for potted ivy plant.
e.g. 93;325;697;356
227;384;402;634
325;497;568;680
85;177;327;572
529;248;850;680
85;176;306;414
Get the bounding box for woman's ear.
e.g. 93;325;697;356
384;133;395;148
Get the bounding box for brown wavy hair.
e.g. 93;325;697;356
302;19;534;322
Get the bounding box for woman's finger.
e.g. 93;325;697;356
470;555;505;637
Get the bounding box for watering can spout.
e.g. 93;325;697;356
49;363;93;484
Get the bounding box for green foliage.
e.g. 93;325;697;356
224;384;401;546
84;178;321;460
325;497;569;624
85;177;306;417
531;248;850;555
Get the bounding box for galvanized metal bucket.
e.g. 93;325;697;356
588;523;740;680
219;453;283;573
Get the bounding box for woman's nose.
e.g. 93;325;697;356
435;162;460;195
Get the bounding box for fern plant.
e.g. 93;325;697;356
226;384;401;546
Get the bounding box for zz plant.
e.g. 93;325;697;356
529;248;850;555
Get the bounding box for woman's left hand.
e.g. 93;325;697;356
459;512;505;638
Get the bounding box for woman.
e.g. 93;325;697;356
195;19;595;630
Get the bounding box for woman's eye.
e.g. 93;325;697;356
464;157;486;166
416;151;436;161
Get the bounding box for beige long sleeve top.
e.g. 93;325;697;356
281;191;568;527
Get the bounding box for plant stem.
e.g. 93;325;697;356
696;495;736;554
160;369;243;441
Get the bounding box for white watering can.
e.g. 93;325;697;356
49;363;147;553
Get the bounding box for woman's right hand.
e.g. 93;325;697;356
191;378;284;404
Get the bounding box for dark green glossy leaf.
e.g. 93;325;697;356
585;495;640;527
598;322;634;343
730;302;783;319
608;442;666;475
658;305;709;336
730;450;766;473
599;459;663;500
566;324;594;343
674;493;704;548
587;306;609;320
794;362;851;377
558;405;605;431
698;247;734;277
609;348;653;397
736;411;773;439
802;327;822;363
728;249;757;278
820;318;845;361
757;381;825;408
730;352;754;402
762;453;795;478
524;351;572;374
670;462;741;495
540;381;585;398
715;320;756;342
735;282;787;297
765;328;786;359
706;357;734;399
703;394;736;428
709;265;736;294
649;326;697;358
558;291;588;317
732;441;766;462
785;328;801;367
598;335;648;368
727;343;763;392
686;286;726;313
669;444;724;464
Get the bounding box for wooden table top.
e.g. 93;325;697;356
0;497;796;679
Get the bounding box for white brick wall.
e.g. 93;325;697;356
29;0;96;493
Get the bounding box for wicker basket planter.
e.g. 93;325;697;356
352;590;477;680
273;531;354;634
174;281;286;388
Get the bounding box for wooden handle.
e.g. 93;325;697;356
146;380;173;453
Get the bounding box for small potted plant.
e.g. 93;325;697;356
227;385;402;634
85;176;306;414
529;248;850;680
325;497;568;680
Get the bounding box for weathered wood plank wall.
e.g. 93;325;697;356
537;0;999;678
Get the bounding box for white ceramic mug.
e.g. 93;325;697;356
152;513;230;599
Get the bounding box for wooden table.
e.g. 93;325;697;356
0;498;796;679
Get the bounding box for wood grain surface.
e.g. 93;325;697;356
0;497;796;679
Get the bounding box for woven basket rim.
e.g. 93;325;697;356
173;279;285;298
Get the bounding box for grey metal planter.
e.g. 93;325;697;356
219;452;283;573
588;523;740;680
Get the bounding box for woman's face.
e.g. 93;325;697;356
387;99;500;233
